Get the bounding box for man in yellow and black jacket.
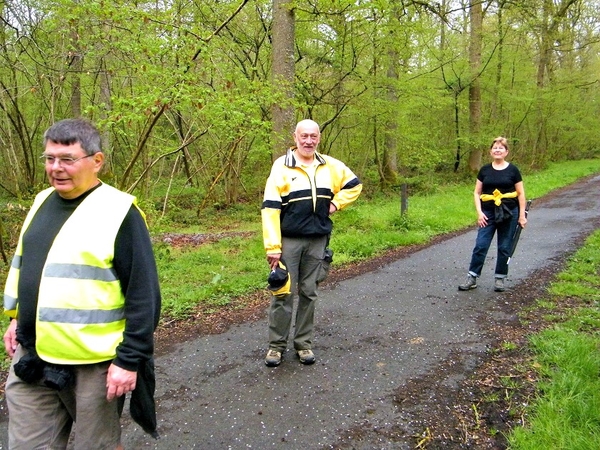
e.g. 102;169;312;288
3;119;161;449
262;119;362;367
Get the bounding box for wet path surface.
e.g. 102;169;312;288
1;174;599;449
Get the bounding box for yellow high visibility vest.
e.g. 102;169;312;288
3;184;138;364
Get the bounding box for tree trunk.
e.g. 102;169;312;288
382;53;398;187
271;0;295;158
536;0;552;88
382;4;401;187
69;27;82;118
491;0;505;120
99;58;112;172
467;0;483;172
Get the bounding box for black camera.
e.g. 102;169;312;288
323;247;334;263
13;350;75;391
13;351;45;384
43;364;75;391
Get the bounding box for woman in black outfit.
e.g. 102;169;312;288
458;137;527;292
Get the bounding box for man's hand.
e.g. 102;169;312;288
106;363;137;401
267;253;281;270
3;319;18;357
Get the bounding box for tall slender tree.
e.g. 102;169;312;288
271;0;295;156
467;0;483;171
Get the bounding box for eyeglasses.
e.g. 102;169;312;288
40;154;94;167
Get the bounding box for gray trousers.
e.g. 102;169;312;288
6;345;123;450
268;235;327;352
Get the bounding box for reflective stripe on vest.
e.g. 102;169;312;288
39;307;124;324
10;255;21;268
44;263;118;282
3;255;21;314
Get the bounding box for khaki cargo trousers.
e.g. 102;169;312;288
268;235;327;352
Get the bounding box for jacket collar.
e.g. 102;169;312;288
284;147;326;168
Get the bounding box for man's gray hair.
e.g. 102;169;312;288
43;119;102;155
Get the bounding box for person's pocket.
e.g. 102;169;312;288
317;247;334;284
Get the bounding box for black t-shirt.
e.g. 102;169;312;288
477;163;523;212
17;185;161;370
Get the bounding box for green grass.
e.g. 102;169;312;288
523;159;600;200
507;229;600;449
156;234;266;317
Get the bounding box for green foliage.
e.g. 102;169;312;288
1;0;599;204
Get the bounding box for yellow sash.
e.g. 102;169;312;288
480;189;517;206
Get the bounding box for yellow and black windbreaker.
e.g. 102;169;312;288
261;148;362;254
3;184;138;365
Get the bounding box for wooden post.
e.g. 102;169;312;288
401;183;408;215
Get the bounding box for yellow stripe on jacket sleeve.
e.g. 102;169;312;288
261;207;282;254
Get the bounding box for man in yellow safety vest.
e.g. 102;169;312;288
3;118;162;449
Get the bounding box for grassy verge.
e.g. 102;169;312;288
506;229;600;448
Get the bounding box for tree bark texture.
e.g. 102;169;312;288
271;0;296;158
467;0;483;172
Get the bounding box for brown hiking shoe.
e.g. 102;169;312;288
494;278;505;292
458;274;477;291
265;349;282;367
297;349;315;365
